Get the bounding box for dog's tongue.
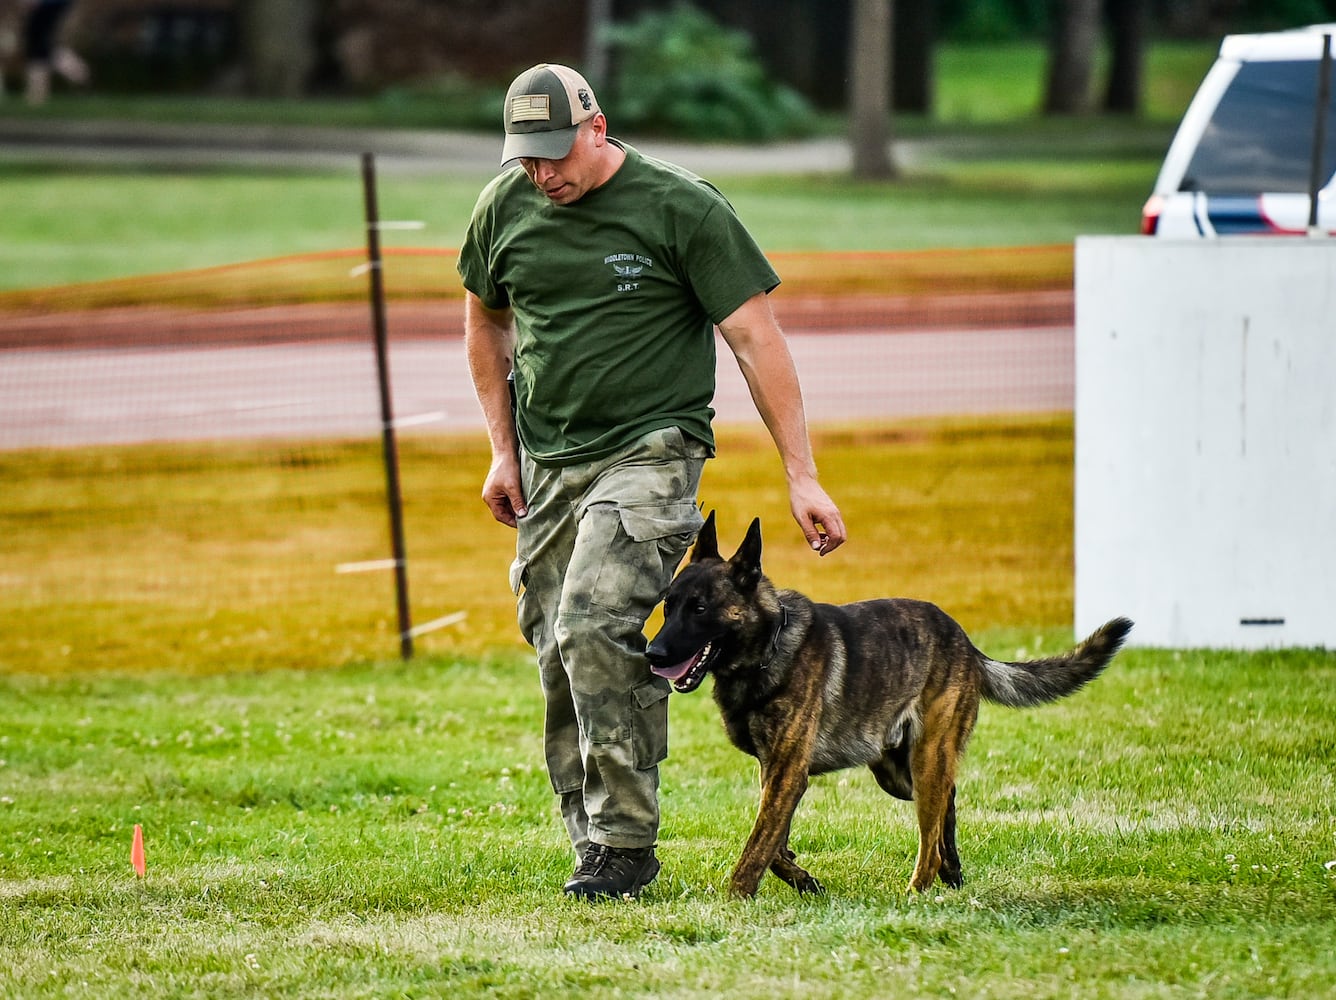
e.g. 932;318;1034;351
650;649;702;683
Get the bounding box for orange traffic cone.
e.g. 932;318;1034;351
131;824;146;878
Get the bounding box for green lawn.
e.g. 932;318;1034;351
5;423;1332;997
8;38;1332;999
932;40;1216;123
0;158;1161;291
2;644;1333;998
0;167;495;292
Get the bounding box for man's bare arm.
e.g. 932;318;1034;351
717;292;846;554
464;291;527;527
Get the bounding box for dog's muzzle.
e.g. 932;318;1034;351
647;641;720;694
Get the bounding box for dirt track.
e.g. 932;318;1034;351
0;296;1074;449
0;118;1080;447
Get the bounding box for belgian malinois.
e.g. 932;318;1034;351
646;513;1133;898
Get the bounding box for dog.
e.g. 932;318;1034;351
645;512;1133;898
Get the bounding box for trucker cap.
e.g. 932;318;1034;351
501;63;600;165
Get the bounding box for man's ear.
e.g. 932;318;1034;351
729;517;763;591
690;509;719;563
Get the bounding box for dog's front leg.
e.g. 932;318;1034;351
770;841;824;896
730;730;817;898
759;806;824;894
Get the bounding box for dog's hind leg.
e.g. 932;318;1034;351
937;785;963;889
873;733;964;889
906;691;974;893
907;765;950;892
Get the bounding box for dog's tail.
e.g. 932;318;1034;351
978;617;1133;708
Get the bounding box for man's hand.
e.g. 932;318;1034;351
482;450;527;528
789;475;846;556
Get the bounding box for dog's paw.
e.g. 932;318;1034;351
770;854;824;895
938;865;964;890
795;874;825;896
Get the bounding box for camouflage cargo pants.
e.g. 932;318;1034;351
510;426;707;857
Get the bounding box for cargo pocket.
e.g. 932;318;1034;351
589;501;705;617
616;502;705;549
631;677;671;769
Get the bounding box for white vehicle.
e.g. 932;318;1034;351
1143;24;1336;236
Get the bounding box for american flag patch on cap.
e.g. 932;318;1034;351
509;95;551;122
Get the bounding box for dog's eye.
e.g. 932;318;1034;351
692;601;708;617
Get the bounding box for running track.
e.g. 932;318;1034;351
1;325;1072;449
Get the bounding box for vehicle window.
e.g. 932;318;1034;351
1180;60;1336;194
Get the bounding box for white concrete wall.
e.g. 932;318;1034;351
1075;237;1336;649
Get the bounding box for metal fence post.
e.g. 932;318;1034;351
361;152;414;659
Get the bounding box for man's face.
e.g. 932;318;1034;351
518;117;606;206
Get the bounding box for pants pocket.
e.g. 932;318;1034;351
588;501;705;616
631;677;671;769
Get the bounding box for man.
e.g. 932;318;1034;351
460;63;845;901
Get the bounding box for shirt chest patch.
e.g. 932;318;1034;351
604;252;654;293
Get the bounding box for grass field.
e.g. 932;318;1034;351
5;37;1334;998
932;41;1216;123
2;641;1333;997
0;418;1076;675
4;419;1333;997
0;138;1162;291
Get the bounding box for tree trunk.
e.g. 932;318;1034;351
584;0;613;87
1103;0;1145;114
893;0;934;114
1043;0;1101;116
1160;0;1216;38
850;0;896;179
241;0;317;98
707;0;841;109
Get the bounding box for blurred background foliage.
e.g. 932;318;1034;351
600;6;816;141
3;0;1336;142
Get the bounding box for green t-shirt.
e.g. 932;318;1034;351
457;140;780;466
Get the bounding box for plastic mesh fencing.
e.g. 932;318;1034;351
0;244;1073;317
0;246;1075;672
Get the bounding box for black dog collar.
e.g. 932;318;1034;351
760;603;790;670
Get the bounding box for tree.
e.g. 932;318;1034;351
1043;0;1101;115
1103;0;1146;114
893;0;935;114
849;0;897;179
240;0;317;98
585;0;614;88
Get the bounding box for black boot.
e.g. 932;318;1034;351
562;844;660;901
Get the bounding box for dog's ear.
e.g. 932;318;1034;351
690;509;720;563
728;517;763;591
